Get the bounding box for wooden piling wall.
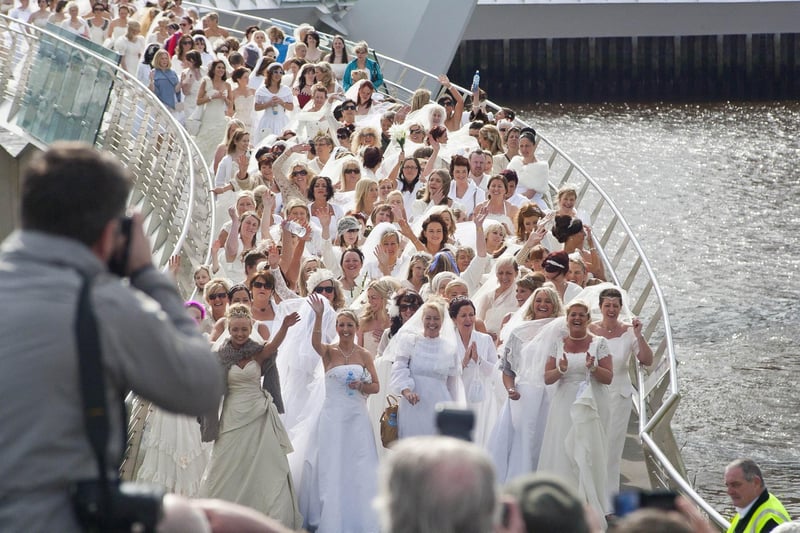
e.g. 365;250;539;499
448;34;800;102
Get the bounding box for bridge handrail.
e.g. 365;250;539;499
0;15;216;298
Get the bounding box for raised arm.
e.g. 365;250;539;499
308;294;327;358
393;205;425;252
254;311;300;364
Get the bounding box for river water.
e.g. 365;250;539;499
519;102;800;518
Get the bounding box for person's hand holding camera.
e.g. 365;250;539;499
125;213;154;277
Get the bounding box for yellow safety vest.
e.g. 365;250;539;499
727;493;790;533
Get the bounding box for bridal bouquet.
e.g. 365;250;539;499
389;124;406;150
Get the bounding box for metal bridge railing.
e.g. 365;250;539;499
0;15;216;298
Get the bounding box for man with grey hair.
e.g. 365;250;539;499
725;458;790;533
376;436;497;533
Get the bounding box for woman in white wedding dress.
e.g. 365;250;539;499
179;51;203;127
255;62;294;145
200;304;302;529
587;285;653;509
389;299;463;438
537;299;613;529
231;67;256;135
449;296;498;447
489;286;564;484
298;296;381;533
193;59;231;166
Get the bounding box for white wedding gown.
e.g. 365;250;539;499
199;361;301;529
298;364;380;533
537;337;611;529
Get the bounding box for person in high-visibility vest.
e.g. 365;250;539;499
725;459;790;533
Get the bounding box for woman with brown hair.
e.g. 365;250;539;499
194;59;232;165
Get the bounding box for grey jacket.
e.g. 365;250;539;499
0;230;225;532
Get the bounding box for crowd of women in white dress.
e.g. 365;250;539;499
31;4;659;530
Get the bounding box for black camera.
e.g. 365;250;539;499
107;216;133;277
613;489;679;518
435;405;475;441
71;478;165;533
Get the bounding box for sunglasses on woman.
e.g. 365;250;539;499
314;286;335;294
251;281;272;289
291;170;308;177
208;292;227;301
342;104;356;111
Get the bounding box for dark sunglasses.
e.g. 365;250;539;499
342;105;356;111
291;170;308;177
314;286;335;294
399;303;419;312
271;69;285;74
344;168;360;174
441;100;453;106
218;48;229;53
409;128;423;134
337;133;349;139
208;292;227;301
251;281;272;289
360;132;375;138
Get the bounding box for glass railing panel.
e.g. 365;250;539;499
0;15;216;300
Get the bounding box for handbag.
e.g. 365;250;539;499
379;394;399;448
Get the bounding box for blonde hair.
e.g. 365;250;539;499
410;88;431;112
359;277;400;323
225;302;252;321
524;286;562;320
336;308;360;328
204;277;231;302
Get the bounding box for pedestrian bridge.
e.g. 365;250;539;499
0;12;729;530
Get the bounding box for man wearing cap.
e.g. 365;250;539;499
725;459;790;533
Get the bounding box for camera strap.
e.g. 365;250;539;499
74;273;127;502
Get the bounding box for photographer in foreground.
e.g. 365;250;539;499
0;143;226;531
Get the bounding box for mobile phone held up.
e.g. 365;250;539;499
107;216;133;277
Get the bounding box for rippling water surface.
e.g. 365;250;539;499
519;102;800;517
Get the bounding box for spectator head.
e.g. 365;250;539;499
376;436;496;533
504;472;591;533
21;142;130;249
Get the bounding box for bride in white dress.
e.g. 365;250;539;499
298;295;381;533
537;300;613;529
193;60;231;166
389;299;464;438
231;67;256;135
489;286;564;483
199;304;302;529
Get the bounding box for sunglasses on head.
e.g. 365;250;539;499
291;169;308;177
342;104;356;111
208;292;227;301
314;286;335;294
251;281;272;289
